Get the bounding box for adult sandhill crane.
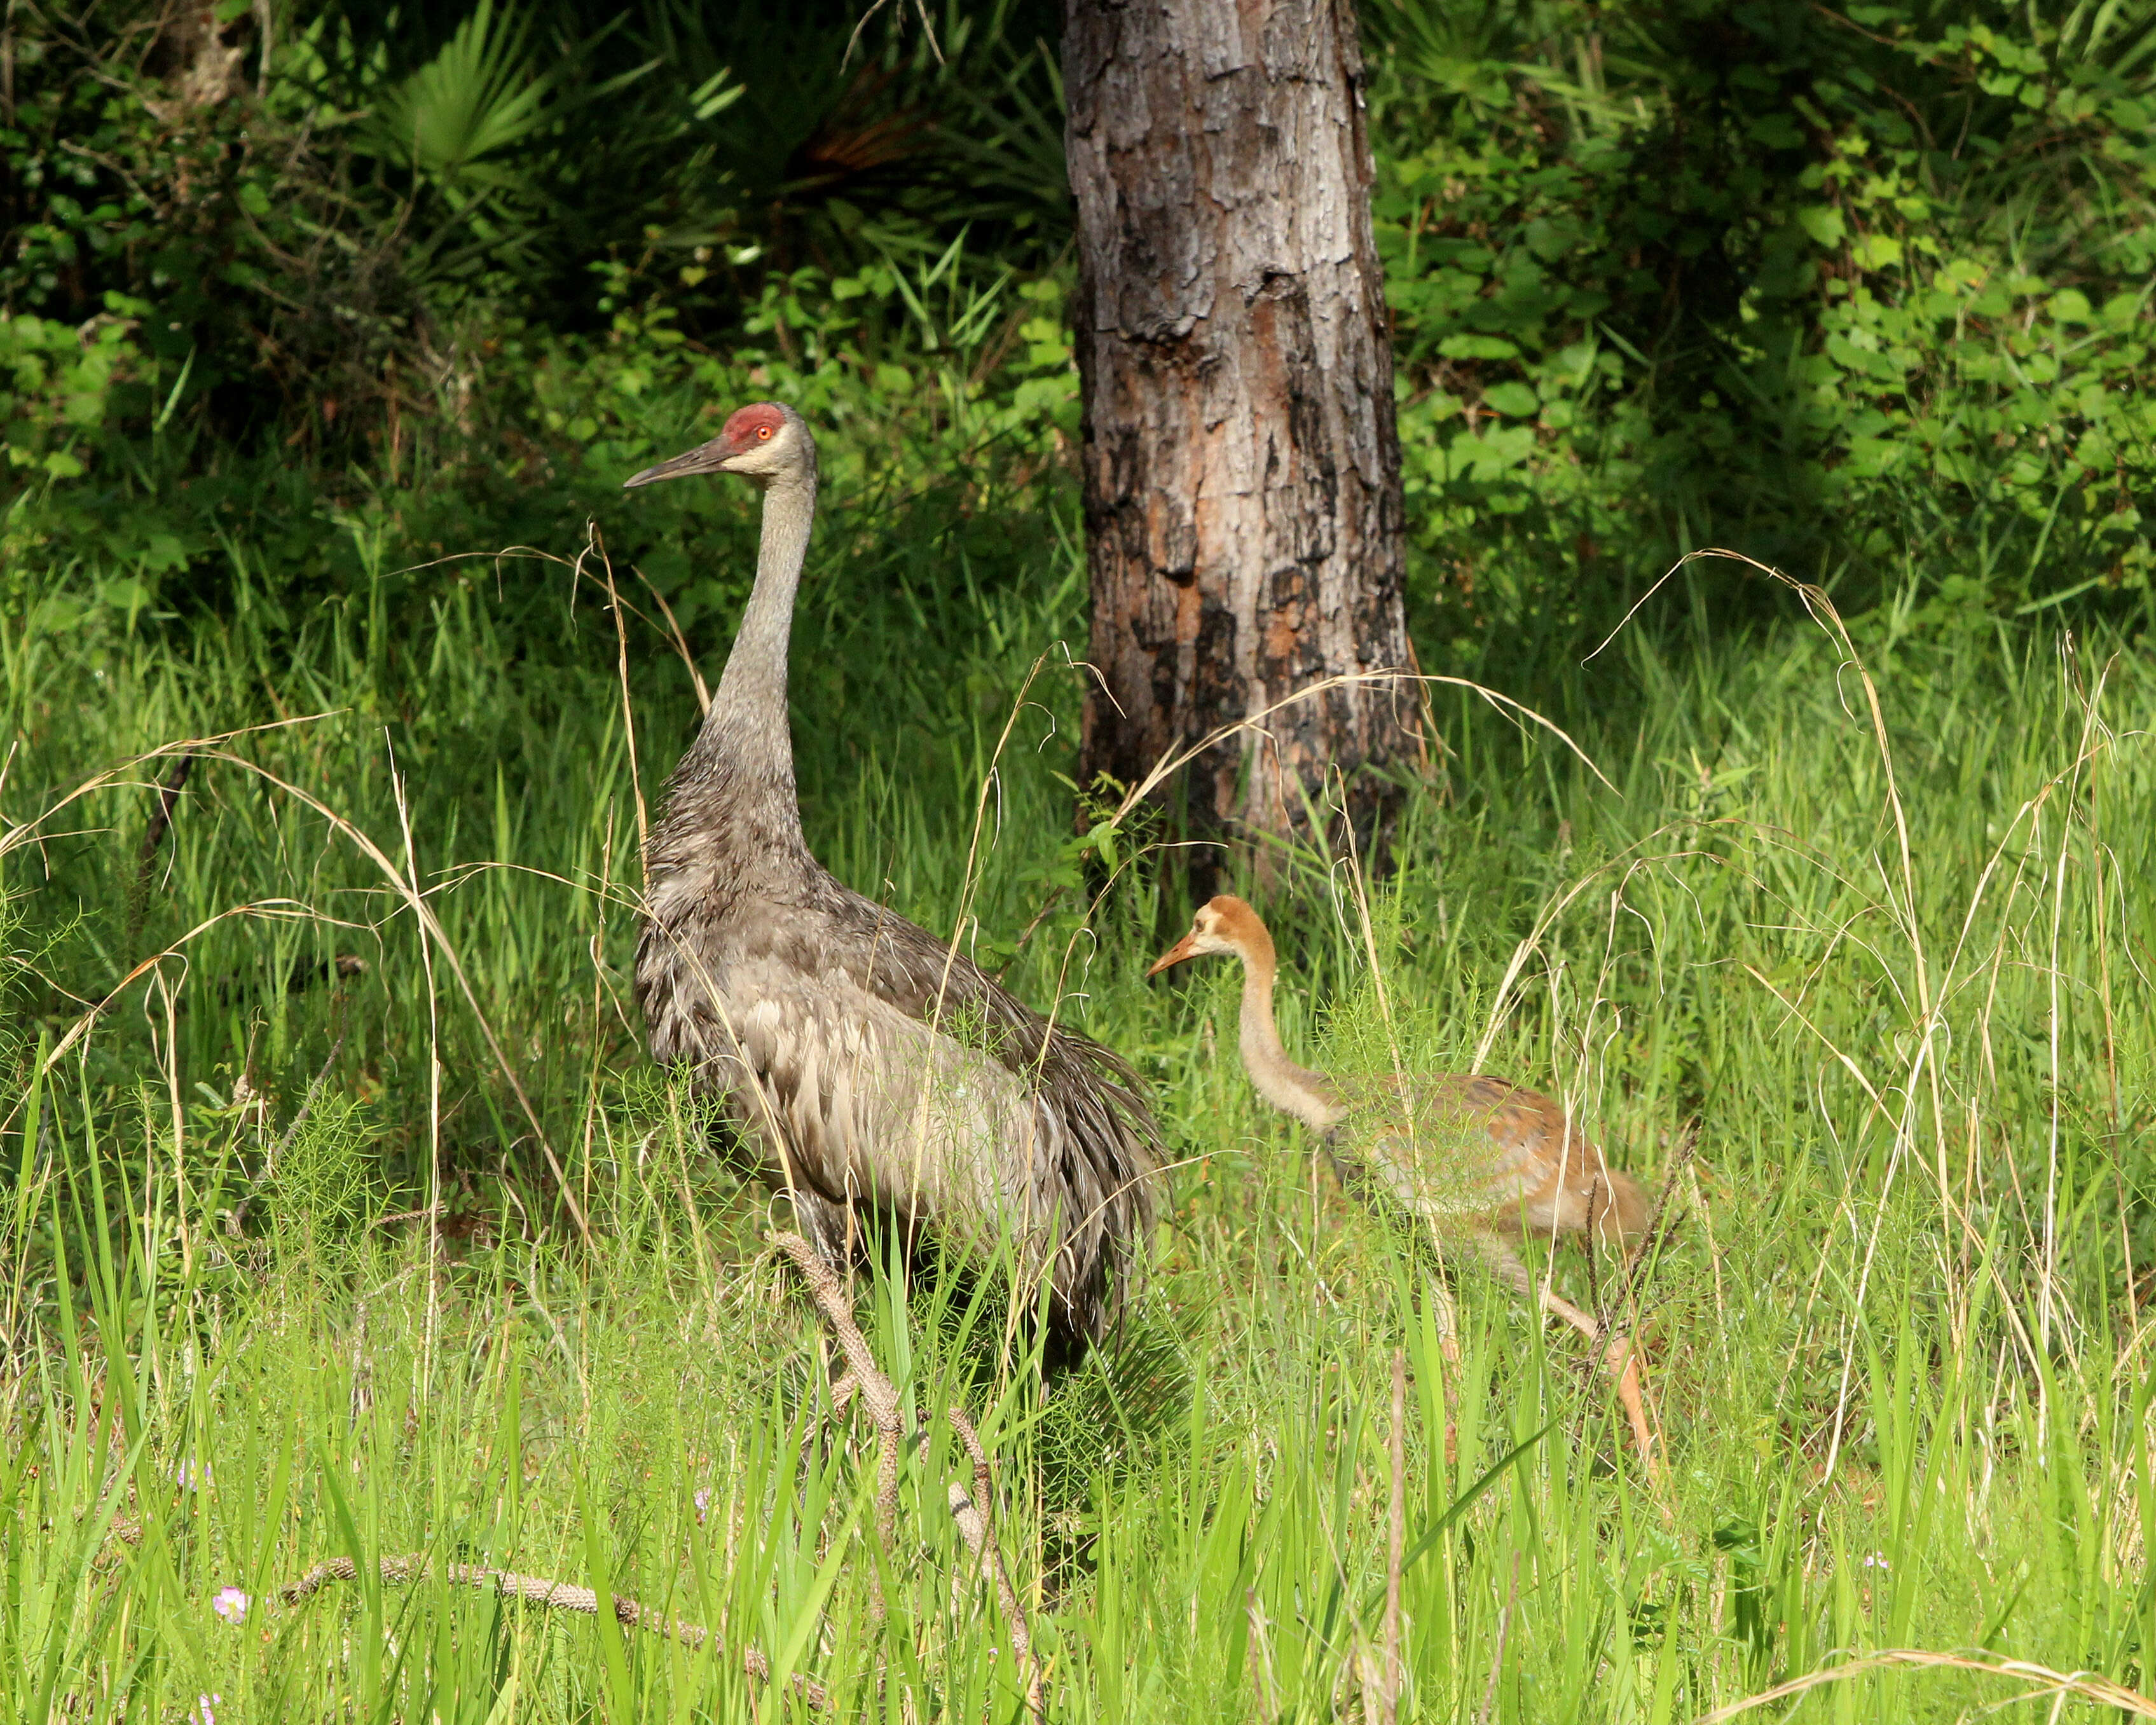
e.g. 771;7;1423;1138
1149;895;1660;1470
623;402;1161;1352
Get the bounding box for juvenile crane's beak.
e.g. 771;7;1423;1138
624;439;734;488
1146;930;1201;977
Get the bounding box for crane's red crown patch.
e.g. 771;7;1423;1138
722;402;786;448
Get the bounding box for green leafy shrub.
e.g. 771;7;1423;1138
6;0;2155;647
1368;0;2156;627
1;301;145;481
0;0;1076;629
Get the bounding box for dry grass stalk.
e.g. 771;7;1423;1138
1379;1347;1406;1725
198;749;594;1247
125;750;195;953
1088;663;1610;867
1696;1648;2156;1722
1475;1553;1521;1725
584;526;650;862
10;727;596;1250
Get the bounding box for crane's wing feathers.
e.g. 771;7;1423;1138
813;884;1151;1113
1331;1072;1644;1244
636;874;1160;1341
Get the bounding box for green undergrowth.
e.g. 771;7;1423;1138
13;1;2156;644
2;509;2152;1719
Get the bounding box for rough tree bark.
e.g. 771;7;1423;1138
1062;0;1417;879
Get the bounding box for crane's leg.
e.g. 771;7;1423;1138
1474;1235;1660;1482
781;1185;866;1438
784;1183;851;1272
1420;1250;1465;1369
1418;1268;1462;1465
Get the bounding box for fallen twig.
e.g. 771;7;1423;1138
274;1552;825;1705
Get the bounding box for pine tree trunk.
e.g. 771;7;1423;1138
1062;0;1417;880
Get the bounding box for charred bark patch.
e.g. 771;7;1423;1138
1064;0;1415;883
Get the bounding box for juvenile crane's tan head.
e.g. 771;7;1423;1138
1147;895;1277;977
624;401;813;491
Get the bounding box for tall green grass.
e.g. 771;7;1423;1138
2;522;2151;1720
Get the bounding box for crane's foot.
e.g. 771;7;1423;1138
1600;1332;1663;1488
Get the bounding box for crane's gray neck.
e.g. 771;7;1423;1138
682;467;817;844
1237;962;1346;1133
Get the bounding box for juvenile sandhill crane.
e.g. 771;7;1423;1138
1150;895;1659;1471
624;402;1161;1352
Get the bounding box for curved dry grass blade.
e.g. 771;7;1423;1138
23;900;327;1094
190;748;593;1249
1107;669;1614;827
0;715;338;862
1698;1649;2156;1722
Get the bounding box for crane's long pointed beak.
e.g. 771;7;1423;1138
624;439;732;488
1146;932;1200;978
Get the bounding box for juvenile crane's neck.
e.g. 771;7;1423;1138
682;467;816;845
1235;953;1347;1133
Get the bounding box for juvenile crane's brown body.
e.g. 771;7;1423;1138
624;404;1161;1351
1151;896;1659;1469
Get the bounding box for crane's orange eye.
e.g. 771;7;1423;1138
757;425;773;440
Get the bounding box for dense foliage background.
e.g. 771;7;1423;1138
3;5;2153;1721
7;0;2152;643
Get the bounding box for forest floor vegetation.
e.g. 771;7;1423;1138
2;488;2150;1719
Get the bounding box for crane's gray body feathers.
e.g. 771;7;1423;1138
636;853;1158;1342
629;403;1158;1347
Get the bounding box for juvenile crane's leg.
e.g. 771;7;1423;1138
1418;1244;1465;1370
1473;1234;1659;1480
1417;1267;1463;1466
1341;1155;1467;1371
